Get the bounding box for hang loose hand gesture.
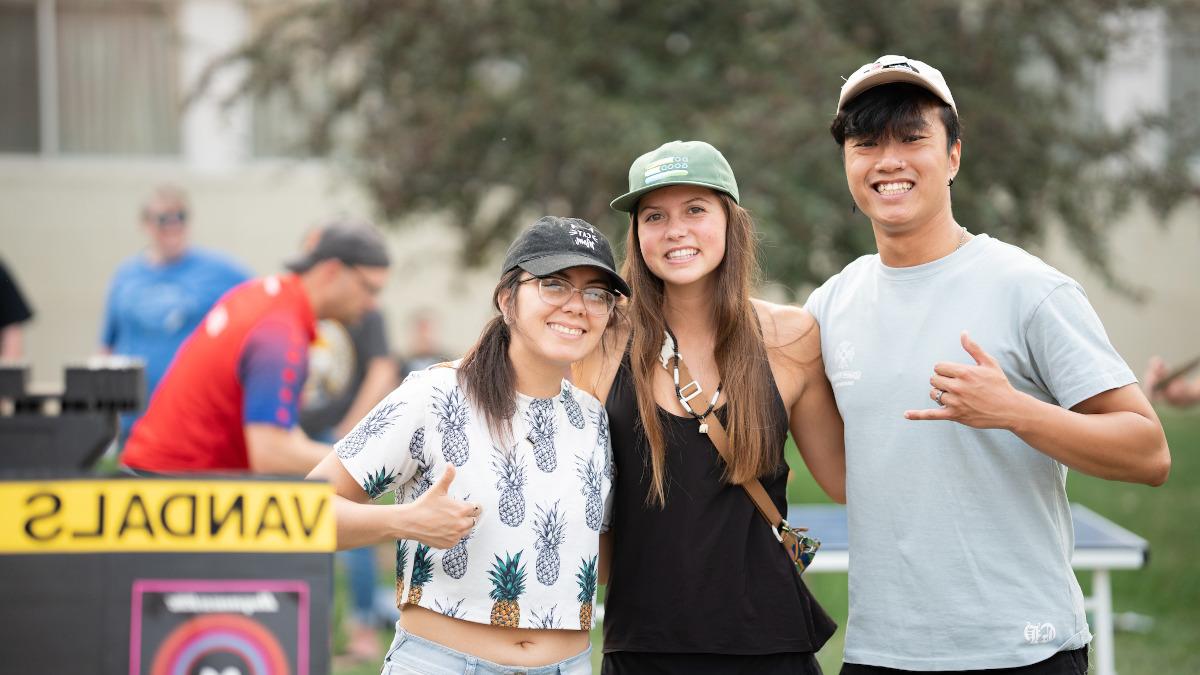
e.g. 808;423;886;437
905;331;1023;429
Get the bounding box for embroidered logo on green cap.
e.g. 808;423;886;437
644;156;690;185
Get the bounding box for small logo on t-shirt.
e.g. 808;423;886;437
1023;622;1056;644
830;340;862;388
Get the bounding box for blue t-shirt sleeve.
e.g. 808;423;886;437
1024;282;1136;410
99;267;124;348
239;316;310;428
201;256;252;318
221;258;253;289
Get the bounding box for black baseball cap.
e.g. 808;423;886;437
285;221;390;273
502;216;631;297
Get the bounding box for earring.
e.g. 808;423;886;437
851;202;858;214
947;177;955;187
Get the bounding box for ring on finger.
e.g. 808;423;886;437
934;388;946;406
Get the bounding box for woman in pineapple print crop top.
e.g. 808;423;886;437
308;216;630;673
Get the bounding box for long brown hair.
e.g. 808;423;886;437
458;269;523;443
460;267;626;442
622;191;780;506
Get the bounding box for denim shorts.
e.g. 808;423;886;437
382;627;593;675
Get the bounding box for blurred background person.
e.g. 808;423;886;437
0;258;34;361
1143;356;1200;409
119;221;390;476
298;223;399;663
398;309;449;380
100;185;250;442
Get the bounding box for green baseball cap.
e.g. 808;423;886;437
610;140;739;213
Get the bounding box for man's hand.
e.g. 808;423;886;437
905;331;1027;429
398;465;481;549
1142;356;1200;409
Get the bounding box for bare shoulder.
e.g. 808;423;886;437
751;298;821;361
571;317;630;401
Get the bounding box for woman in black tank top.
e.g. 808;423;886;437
575;141;846;674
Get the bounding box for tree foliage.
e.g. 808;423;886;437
218;0;1197;292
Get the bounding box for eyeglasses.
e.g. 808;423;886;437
146;209;187;227
521;276;616;317
347;265;385;297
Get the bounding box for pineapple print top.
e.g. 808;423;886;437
336;364;614;631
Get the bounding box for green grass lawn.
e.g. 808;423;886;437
336;410;1200;674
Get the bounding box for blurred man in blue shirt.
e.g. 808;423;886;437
100;185;250;441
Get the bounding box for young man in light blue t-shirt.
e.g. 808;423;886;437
805;55;1172;674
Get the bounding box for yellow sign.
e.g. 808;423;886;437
0;479;336;554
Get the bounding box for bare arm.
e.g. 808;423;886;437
245;424;333;476
306;453;477;550
333;356;398;439
908;332;1171;486
597;531;613;585
570;319;629;402
1015;386;1170;485
0;324;22;360
781;311;846;503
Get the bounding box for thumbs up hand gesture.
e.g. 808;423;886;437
904;331;1027;430
402;464;481;549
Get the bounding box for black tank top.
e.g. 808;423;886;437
602;354;836;655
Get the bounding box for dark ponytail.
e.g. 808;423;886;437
458;268;524;443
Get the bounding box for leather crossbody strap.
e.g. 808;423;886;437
671;353;788;531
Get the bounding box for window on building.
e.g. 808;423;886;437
0;3;40;152
1167;6;1200;170
0;0;180;155
57;0;180;154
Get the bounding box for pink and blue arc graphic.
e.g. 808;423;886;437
129;580;309;675
150;614;289;675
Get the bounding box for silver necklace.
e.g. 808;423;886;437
955;225;970;251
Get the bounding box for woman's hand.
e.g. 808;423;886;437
396;464;481;549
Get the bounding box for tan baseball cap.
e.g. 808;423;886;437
837;54;956;114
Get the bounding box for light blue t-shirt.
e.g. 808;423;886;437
101;248;250;432
805;234;1135;670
